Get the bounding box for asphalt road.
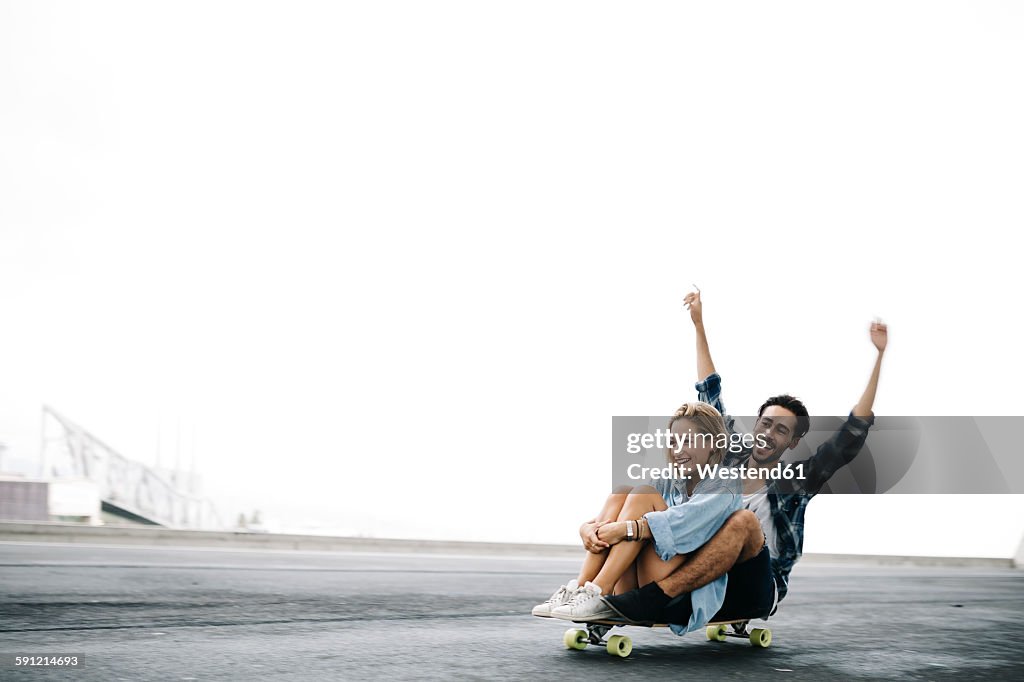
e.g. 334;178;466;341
1;541;1022;681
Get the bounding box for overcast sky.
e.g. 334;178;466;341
2;1;1022;557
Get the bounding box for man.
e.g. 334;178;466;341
604;288;888;625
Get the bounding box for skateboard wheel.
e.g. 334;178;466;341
749;628;771;648
706;624;728;642
563;628;588;650
606;634;632;658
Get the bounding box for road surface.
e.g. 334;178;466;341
1;542;1022;680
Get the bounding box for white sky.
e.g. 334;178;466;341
2;1;1022;557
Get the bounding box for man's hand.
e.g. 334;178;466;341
683;285;702;325
580;519;610;553
870;320;888;353
854;320;888;418
595;521;629;547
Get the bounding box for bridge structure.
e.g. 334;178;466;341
38;406;222;529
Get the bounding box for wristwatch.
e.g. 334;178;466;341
626;519;634;541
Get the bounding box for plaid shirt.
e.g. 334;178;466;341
695;373;874;604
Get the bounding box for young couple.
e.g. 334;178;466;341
532;289;888;633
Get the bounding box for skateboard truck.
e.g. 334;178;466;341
563;623;633;658
559;618;772;658
705;619;772;647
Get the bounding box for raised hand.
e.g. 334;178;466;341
683;285;702;325
854;320;888;417
870;320;888;353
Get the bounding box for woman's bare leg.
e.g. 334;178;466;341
612;570;639;595
636;541;688;586
590;486;667;594
575;486;632;585
614;517;689;594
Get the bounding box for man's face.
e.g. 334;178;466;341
751;406;801;465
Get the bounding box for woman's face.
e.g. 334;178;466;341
667;417;716;476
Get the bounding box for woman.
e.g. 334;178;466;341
532;401;742;622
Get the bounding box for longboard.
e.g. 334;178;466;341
537;615;772;658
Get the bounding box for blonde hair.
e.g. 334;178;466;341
667;402;728;467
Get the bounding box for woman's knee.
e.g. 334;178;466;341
618;487;664;517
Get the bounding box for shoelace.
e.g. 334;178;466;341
568;587;599;608
545;585;569;605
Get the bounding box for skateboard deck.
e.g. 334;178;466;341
537;614;772;657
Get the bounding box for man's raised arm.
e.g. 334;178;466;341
853;321;888;418
801;321;888;494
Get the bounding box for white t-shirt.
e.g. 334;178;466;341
742;486;778;559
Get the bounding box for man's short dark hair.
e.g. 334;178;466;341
757;395;810;439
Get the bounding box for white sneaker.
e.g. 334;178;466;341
531;579;578;617
551;581;616;621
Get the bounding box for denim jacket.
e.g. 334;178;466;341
644;467;742;634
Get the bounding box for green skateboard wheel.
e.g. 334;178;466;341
606;634;632;658
706;624;728;641
563;628;588;650
749;628;771;647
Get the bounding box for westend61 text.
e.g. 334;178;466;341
626;463;807;481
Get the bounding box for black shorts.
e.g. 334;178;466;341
661;545;776;624
713;544;776;621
